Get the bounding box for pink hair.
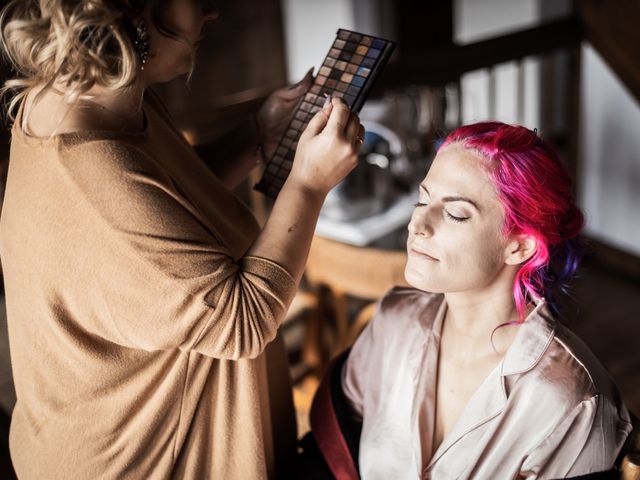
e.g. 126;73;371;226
441;122;584;320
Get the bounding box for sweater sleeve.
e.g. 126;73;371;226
519;395;632;479
58;138;296;359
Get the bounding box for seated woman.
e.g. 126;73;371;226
323;122;632;479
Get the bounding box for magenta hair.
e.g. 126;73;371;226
441;122;584;320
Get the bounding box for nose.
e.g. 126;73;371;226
408;210;435;238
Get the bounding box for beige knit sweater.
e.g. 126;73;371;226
0;92;298;479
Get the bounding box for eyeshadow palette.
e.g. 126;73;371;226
255;28;396;199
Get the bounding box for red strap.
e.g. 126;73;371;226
310;363;359;480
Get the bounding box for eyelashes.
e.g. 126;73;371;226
446;212;469;223
413;202;470;223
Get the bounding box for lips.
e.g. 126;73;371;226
409;247;439;261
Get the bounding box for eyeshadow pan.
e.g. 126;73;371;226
344;41;358;52
366;48;381;59
255;28;395;199
355;45;368;55
362;57;376;68
341;72;353;82
356;66;371;77
328;69;342;80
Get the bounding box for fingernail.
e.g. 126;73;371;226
288;68;314;90
322;93;333;110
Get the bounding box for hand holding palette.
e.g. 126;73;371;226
255;28;396;199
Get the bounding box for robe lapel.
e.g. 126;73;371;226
416;299;447;469
426;363;507;470
424;299;556;474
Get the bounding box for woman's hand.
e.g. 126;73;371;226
256;68;314;160
287;97;365;198
249;97;365;286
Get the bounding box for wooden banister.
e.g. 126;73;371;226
577;0;640;105
378;17;582;88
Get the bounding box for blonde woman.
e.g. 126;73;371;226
0;0;364;478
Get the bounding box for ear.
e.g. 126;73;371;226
504;234;537;266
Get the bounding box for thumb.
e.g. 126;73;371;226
301;103;332;139
279;67;314;100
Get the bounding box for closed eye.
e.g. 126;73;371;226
446;212;470;222
414;202;428;208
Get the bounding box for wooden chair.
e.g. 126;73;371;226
620;412;640;480
302;235;407;374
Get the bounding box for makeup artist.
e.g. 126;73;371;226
0;0;364;478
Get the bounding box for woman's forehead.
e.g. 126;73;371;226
424;144;494;195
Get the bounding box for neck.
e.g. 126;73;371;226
442;265;525;356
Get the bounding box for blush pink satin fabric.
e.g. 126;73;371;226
342;287;632;479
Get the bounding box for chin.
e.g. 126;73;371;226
404;263;444;293
150;55;193;83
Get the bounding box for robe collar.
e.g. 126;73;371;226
425;296;557;470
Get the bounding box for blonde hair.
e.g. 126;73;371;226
0;0;195;122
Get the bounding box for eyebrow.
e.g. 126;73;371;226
419;184;481;212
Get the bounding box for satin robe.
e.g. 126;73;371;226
342;287;632;479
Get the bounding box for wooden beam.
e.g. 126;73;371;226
577;0;640;105
378;17;582;89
